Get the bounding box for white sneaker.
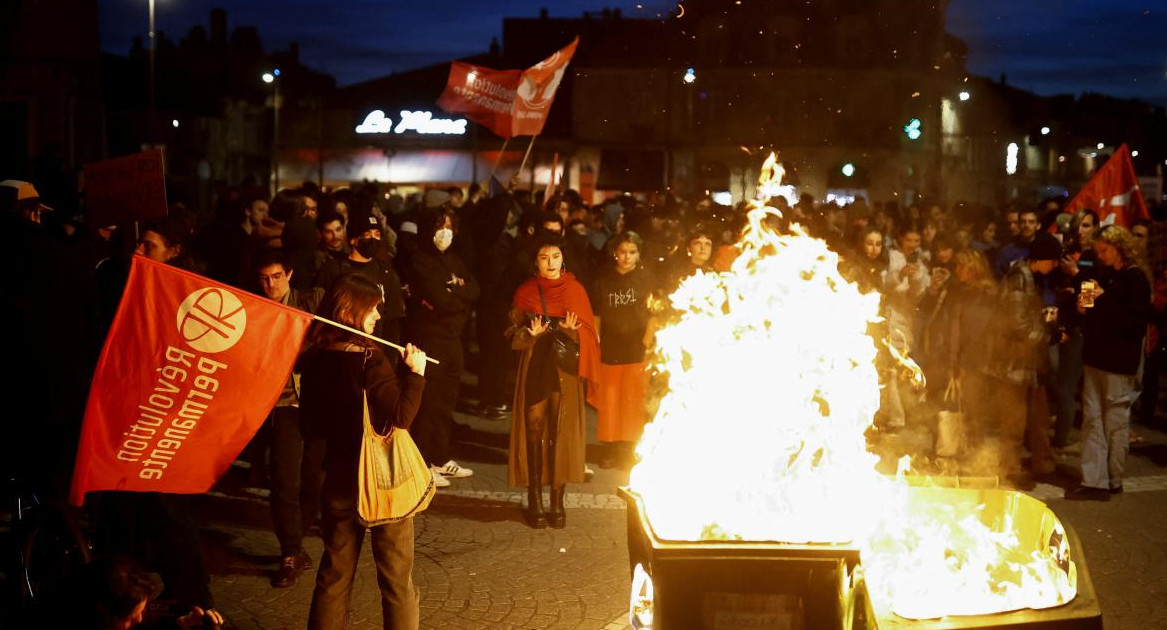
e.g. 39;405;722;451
430;468;450;488
432;460;474;478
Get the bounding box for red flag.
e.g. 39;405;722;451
511;37;579;137
1064;143;1149;228
436;62;522;140
70;256;312;505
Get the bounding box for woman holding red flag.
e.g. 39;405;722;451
507;235;600;528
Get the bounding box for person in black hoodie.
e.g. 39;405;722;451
1065;225;1151;501
406;207;481;487
314;208;406;348
299;274;427;630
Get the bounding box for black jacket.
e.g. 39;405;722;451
1083;266;1151;375
407;246;480;342
299;340;426;474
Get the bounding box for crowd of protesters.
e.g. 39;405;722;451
3;172;1165;628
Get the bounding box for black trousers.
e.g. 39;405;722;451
410;337;464;466
268;406;325;556
476;306;513;407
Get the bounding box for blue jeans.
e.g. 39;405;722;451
1079;365;1138;490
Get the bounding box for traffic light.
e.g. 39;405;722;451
903;118;922;141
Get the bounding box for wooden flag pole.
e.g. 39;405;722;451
312;315;441;365
485;137;511;186
517;135;538;178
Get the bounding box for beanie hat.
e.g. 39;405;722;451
347;208;381;237
423;189;451;209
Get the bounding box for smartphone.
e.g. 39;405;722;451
1081;280;1096;308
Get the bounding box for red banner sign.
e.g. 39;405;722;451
83;149;168;228
436;62;522;140
70;257;312;505
1064;143;1149;228
511;37;579;137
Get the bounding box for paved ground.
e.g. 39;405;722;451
199;402;1167;630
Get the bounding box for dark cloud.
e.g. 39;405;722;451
101;0;1165;103
947;0;1166;103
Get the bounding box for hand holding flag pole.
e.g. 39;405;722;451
312;315;441;365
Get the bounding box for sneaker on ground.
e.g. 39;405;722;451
433;460;474;478
431;468;451;488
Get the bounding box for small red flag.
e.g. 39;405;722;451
511;37;579;137
69;256;312;505
1064;143;1149;228
436;62;522;140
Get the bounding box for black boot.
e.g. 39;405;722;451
525;440;547;529
546;437;566;528
548;486;566;528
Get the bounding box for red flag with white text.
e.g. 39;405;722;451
69;256;312;505
436;61;522;140
1064;143;1149;228
511;37;579;137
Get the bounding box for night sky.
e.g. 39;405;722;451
99;0;1166;104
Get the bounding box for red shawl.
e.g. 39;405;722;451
513;272;602;406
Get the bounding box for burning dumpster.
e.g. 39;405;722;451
622;155;1101;629
620;486;1101;630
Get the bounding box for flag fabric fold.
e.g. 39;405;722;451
69;256;312;505
1064;143;1149;228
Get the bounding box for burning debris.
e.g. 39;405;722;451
627;154;1080;621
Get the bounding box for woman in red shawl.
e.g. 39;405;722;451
507;236;600;528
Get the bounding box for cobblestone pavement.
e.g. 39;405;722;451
199;405;1167;630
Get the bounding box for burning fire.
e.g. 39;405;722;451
628;154;1076;619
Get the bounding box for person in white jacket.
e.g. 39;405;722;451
881;223;929;430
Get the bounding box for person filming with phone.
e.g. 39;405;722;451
1064;225;1151;501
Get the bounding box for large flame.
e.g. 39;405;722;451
628;154;1076;619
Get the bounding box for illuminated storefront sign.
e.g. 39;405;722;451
355;110;467;135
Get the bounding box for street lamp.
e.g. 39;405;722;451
264;69;281;193
148;0;157;144
958;91;970;101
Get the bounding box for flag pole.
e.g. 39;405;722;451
485;137;511;186
517;135;537;179
311;315;441;365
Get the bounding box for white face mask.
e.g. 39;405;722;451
433;228;454;252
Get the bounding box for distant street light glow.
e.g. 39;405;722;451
841;163;856;177
171;119;179;128
262;72;275;84
1096;142;1105;150
958;91;970;101
1132;150;1139;157
1040;126;1051;135
1006;142;1019;175
683;68;696;84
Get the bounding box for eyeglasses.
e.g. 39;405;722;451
258;271;286;282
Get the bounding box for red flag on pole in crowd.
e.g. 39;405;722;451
1063;143;1149;228
69;256;312;506
511;37;579;137
436;62;522;140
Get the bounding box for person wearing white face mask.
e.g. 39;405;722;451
406;207;481;487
